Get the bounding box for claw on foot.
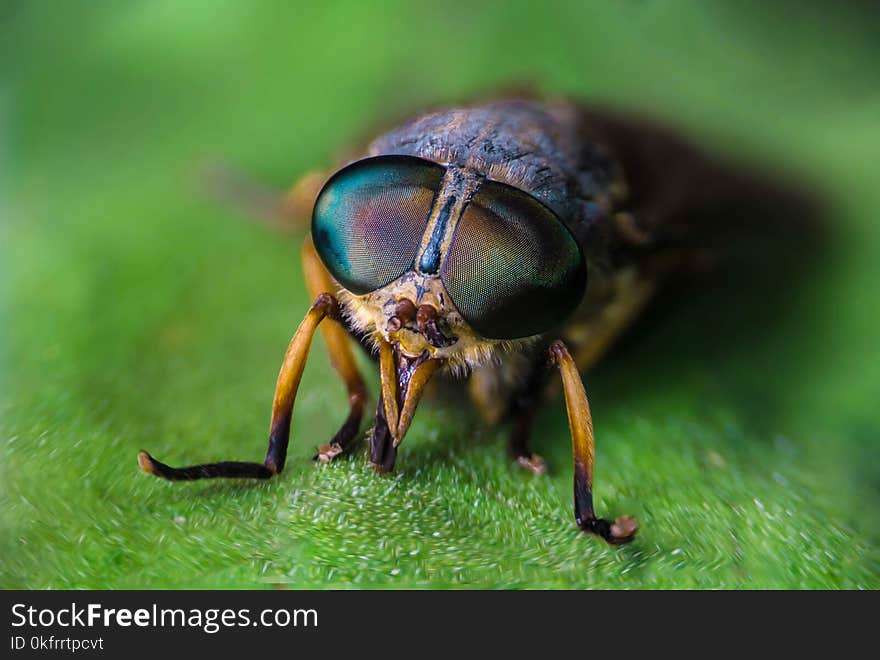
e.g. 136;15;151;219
314;443;344;463
515;453;548;475
580;515;638;545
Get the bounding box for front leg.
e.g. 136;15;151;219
549;340;638;545
138;292;340;480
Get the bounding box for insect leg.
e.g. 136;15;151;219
138;293;339;480
302;235;369;463
568;269;656;372
507;355;551;475
549;340;637;545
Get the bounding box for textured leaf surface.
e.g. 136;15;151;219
1;1;878;589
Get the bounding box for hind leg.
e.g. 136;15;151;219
565;268;657;373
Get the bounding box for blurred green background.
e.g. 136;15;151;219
1;1;878;589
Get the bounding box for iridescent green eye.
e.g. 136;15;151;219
441;182;586;339
312;156;443;294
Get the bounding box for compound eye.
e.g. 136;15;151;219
312;156;443;295
441;181;586;339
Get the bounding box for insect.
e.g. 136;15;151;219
138;97;812;544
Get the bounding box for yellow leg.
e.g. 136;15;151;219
550;340;637;544
569;249;718;373
264;294;338;473
138;293;337;480
567;269;657;373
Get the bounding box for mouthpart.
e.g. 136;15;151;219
378;341;444;450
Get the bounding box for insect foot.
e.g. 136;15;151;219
549;340;638;545
313;442;345;463
515;453;548;475
578;515;639;546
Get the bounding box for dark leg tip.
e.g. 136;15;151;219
138;451;276;481
580;515;638;545
515;453;548;475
